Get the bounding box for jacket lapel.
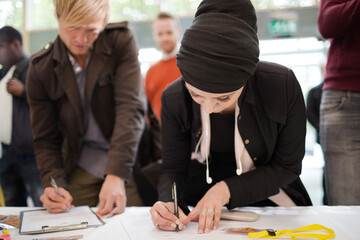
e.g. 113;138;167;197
86;33;112;102
53;37;84;131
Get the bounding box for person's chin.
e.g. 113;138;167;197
71;46;89;55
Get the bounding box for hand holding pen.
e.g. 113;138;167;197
149;182;186;231
39;176;74;213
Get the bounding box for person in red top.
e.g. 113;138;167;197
144;13;182;120
318;0;360;205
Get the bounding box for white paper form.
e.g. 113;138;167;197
116;207;255;240
19;206;103;234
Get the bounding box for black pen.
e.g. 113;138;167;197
172;182;179;231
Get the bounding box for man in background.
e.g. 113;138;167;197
26;0;145;214
144;12;182;120
0;26;43;206
134;13;182;206
306;62;326;205
318;0;360;205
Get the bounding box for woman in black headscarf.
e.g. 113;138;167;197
150;0;312;233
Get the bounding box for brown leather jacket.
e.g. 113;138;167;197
26;22;145;188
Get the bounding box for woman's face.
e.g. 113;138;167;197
185;83;243;114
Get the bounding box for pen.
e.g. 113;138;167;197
50;176;64;197
106;206;120;218
172;182;179;231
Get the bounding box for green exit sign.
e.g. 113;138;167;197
269;19;298;38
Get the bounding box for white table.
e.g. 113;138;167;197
1;206;360;239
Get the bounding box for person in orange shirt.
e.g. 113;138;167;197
144;13;182;120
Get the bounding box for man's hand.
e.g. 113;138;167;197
40;187;74;213
97;174;126;216
7;78;24;97
184;181;230;234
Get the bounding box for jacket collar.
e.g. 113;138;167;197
52;36;84;130
13;57;29;79
239;75;286;125
85;32;112;101
51;32;113;130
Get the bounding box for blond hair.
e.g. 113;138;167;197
53;0;110;27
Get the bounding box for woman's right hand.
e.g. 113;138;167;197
150;201;187;231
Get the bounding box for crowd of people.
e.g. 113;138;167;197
0;0;358;233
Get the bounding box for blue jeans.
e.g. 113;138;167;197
320;90;360;205
0;147;43;206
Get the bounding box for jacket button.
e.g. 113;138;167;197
253;157;257;161
244;139;250;144
238;115;242;120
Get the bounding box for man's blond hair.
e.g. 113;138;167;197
53;0;110;27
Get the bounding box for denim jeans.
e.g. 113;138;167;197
320;90;360;205
0;147;43;206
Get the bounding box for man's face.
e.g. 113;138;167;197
58;16;105;57
153;18;180;54
0;39;17;69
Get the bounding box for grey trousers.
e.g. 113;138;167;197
320;89;360;205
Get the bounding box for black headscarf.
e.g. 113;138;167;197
177;0;259;93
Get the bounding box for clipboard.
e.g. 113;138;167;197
19;206;104;234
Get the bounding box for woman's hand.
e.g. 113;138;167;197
150;201;187;231
185;181;230;234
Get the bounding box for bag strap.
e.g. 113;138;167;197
248;224;335;239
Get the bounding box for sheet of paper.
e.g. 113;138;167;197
20;206;103;234
114;207;254;240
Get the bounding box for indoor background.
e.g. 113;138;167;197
0;0;326;205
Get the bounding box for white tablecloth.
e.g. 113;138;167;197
1;206;359;239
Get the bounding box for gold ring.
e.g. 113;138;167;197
207;208;215;213
155;223;159;229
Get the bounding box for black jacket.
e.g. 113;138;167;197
158;61;312;210
0;57;33;155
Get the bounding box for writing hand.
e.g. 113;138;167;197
150;201;186;231
40;187;74;213
97;174;126;216
185;181;230;234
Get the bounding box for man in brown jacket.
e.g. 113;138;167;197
26;0;145;215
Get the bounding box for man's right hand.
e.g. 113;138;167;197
40;187;74;213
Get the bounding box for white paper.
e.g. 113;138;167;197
20;206;103;234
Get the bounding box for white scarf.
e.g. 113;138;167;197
191;103;296;206
192;103;254;179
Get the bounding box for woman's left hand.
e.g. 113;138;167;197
184;181;230;234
